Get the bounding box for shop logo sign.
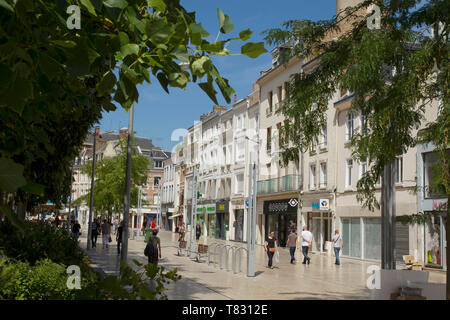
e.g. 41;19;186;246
312;202;320;209
268;202;288;212
288;199;298;207
320;199;329;210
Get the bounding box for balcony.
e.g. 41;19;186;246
257;175;302;195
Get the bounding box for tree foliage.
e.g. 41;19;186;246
73;137;150;218
264;0;448;210
0;0;267;211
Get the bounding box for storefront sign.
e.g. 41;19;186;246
264;199;298;214
312;202;320;209
320;199;329;210
216;200;229;213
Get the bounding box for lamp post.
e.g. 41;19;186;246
121;104;134;263
87;126;100;250
245;132;259;277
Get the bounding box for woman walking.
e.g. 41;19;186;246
264;231;278;269
145;229;162;266
101;219;111;249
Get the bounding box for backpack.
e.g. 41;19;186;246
144;237;158;257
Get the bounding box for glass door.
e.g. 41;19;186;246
312;217;321;252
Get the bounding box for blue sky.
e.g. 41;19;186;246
99;0;336;151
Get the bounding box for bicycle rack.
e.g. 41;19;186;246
234;247;248;274
207;243;220;265
206;242;248;275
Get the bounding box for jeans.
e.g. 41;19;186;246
102;234;109;248
302;246;310;263
91;232;98;248
117;240;122;254
267;251;274;267
289;247;296;262
334;247;341;265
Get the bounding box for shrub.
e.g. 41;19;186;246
0;257;75;300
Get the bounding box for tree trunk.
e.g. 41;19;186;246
0;189;4;221
17;201;26;220
446;193;449;300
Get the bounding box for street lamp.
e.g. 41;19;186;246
245;133;260;277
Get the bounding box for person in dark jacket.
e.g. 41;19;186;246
72;220;81;241
145;229;161;265
116;221;123;255
91;219;99;248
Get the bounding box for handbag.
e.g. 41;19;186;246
274;251;280;264
269;247;275;253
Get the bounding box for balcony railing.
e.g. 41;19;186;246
257;175;302;195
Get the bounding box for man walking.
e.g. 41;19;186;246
301;225;312;264
287;228;298;264
101;219;111;249
332;230;343;265
91;219;99;248
116;221;123;255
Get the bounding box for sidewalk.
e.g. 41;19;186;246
78;227;445;300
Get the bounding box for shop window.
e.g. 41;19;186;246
364;218;381;260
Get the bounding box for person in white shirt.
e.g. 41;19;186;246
301;225;312;264
332;230;343;265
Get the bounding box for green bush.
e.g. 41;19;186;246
0;257;75;300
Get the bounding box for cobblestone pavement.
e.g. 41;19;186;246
78;227;445;300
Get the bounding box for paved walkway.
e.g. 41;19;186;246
78;227;445;300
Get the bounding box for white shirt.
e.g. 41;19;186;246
332;234;342;248
301;230;312;246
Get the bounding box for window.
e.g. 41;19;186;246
346;112;354;141
267;127;272;153
310;165;316;190
236;174;244;194
361;112;368;134
311;138;317;153
394;155;403;183
268;91;273;112
154;177;161;186
320;163;327;189
284;81;289;100
359;160;368;179
346;159;353;188
319;124;327;149
424;151;448;198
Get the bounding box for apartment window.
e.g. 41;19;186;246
346;159;353;189
237;116;242;129
311;138;317;153
394;155;403;183
361;112;368;134
346;112;354;141
236;174;244;194
284;81;289;100
154;177;161;186
320;163;327;189
359;161;368;179
267;127;272;153
268;91;273;112
319;124;327;149
310;165;316;190
277;86;282;109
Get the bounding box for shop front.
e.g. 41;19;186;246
423;199;447;269
195;206;208;237
165;208;174;231
301;198;332;252
216;200;229;240
233;209;245;242
263;198;298;247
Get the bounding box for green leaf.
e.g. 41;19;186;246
215;77;235;104
0;158;27;192
147;0;166;12
239;29;252;41
147;20;173;45
217;8;234;34
132;259;142;267
80;0;97;16
0;76;33;114
0;0;13;12
171;47;189;62
120;44;139;58
191;56;211;77
103;0;128;9
96;71;117;96
0;63;13;93
241;42;267;58
200;41;225;52
51;40;77;48
156;72;169;93
20;182;45;196
198;81;218;105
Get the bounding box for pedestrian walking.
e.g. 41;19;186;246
301;225;312;264
116;221;123;255
72;220;81;241
91;219;99;248
287;228;298;264
264;231;278;269
101;219;111;249
144;229;161;266
178;223;185;242
332;230;343;265
195;223;201;241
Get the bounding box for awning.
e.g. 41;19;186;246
168;213;182;220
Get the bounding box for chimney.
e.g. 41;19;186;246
119;127;128;139
213;105;227;113
234;95;237;103
200;113;207;121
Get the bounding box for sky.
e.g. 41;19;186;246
99;0;337;152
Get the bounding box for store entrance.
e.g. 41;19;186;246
265;213;297;247
234;210;244;242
